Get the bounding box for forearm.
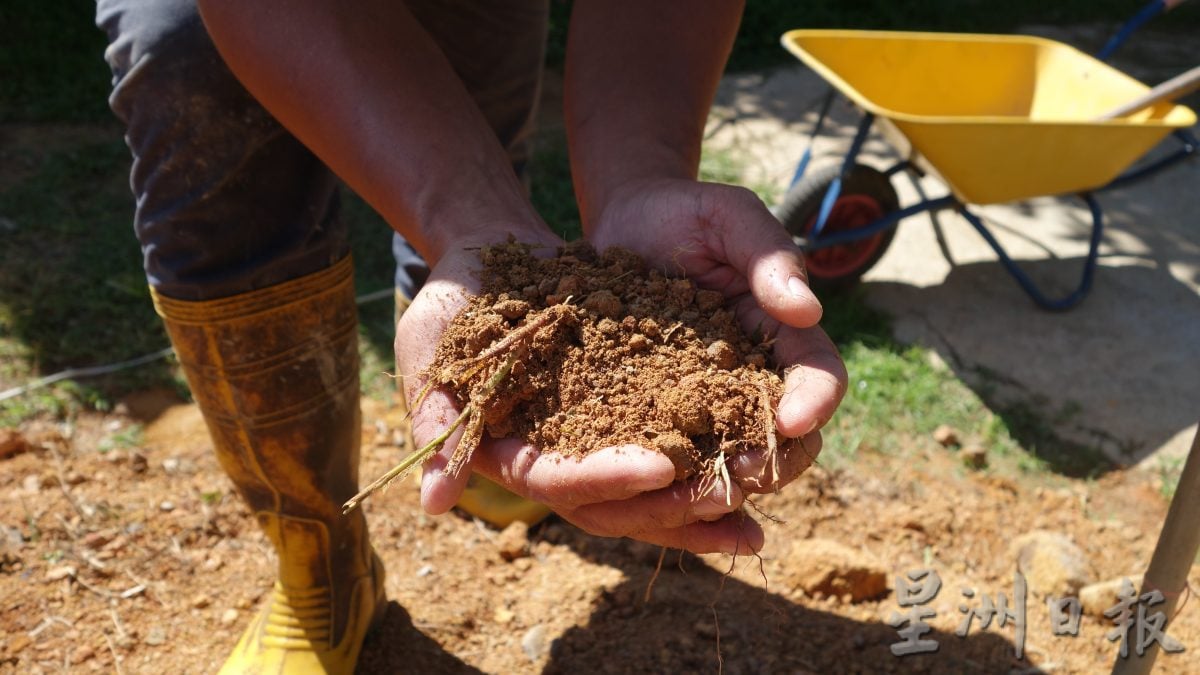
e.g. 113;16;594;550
564;0;743;231
196;0;547;263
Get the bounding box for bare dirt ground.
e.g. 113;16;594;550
1;388;1197;674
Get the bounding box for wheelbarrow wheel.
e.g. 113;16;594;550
775;164;900;291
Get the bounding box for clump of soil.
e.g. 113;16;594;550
419;239;799;483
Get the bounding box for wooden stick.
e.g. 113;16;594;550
1097;64;1200;121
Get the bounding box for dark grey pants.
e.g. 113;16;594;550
97;0;548;301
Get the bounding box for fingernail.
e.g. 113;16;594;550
787;274;810;297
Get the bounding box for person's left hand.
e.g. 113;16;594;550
587;177;848;494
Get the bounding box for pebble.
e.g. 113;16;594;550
1010;531;1091;598
706;340;739;370
191;593;212;609
521;624;549;662
581;290;622;318
0;429;29;459
220;609;239;626
7;634;32;654
70;645;94;665
960;445;988;469
783;539;888;602
933;424;959;447
45;565;76;581
1080;575;1143;617
21;474;40;494
493;607;515;624
416;564;433;577
496;521;530;561
144;627;166;646
159;500;175;512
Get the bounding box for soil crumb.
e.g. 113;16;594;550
425;240;798;480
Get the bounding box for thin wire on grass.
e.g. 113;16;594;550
0;286;397;403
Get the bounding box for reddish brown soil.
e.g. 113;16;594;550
1;390;1197;674
424;240;786;481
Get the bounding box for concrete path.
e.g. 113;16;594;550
705;25;1199;470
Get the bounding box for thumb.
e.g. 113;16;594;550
714;189;823;328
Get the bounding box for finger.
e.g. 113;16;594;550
772;325;847;437
412;387;474;515
564;474;745;537
579;512;765;556
705;187;823;328
729;431;823;494
471;442;677;509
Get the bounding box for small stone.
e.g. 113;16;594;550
932;424;959;447
81;531;113;550
706;340;738;370
202;556;223;572
496;521;530;561
219;609;239;626
159;500;175;512
70;645;95;664
494;607;515;624
521;624;549;662
628;334;650;353
1080;575;1144;617
782;539;888;602
7;633;32;654
145;627;166;646
21;474;40;494
161;458;180;474
416;564;433;577
554;275;583;297
1010;531;1091;598
0;429;29;459
695;289;724;313
191;593;212;609
129;453;148;474
581;290;622;319
961;445;988;469
668;279;695;306
64;471;86;486
495;298;532;321
45;565;76;581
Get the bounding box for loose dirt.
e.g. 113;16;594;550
2;390;1198;673
412;240;786;486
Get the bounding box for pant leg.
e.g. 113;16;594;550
97;0;347;302
393;0;551;300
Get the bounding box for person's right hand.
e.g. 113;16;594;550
396;227;763;555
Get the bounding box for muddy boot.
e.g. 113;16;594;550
394;289;551;529
155;257;385;674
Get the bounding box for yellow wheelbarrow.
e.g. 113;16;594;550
775;2;1198;309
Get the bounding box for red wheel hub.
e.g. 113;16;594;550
804;194;886;279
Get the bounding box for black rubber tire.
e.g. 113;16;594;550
775;164;900;292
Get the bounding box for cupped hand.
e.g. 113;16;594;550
587;177;849;493
396;226;760;555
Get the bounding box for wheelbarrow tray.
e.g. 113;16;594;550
782;30;1197;204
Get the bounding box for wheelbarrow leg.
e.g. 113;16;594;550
812;111;876;239
957;193;1104;311
786;86;837;190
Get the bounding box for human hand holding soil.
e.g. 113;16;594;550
585;177;849;494
396;229;759;555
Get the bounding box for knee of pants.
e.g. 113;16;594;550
98;0;347;302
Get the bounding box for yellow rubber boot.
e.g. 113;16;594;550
394;289;551;529
156;257;385;674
